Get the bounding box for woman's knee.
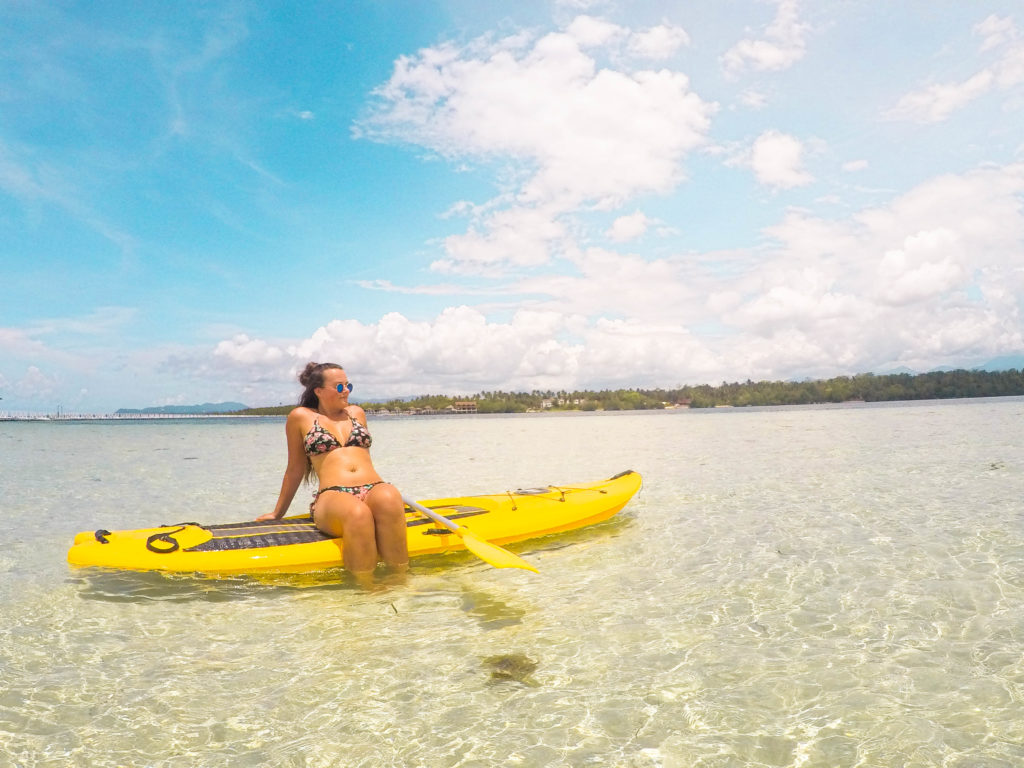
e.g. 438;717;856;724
342;502;375;531
368;485;405;524
316;497;374;537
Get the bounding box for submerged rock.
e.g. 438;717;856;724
483;653;539;686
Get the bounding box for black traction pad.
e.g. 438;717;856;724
183;505;488;552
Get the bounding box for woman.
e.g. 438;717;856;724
257;362;409;577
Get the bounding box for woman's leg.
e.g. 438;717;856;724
365;483;410;569
312;492;378;575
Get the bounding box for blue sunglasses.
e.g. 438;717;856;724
336;382;353;393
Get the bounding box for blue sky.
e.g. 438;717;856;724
2;1;1024;413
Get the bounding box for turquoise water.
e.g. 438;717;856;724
2;401;1023;767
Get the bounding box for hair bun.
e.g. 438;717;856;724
298;362;320;387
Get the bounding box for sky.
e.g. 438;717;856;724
2;1;1024;413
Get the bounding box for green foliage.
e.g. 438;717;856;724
228;368;1024;415
232;405;292;416
658;369;1024;407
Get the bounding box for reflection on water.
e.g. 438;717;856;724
459;587;527;631
65;567;362;603
3;402;1024;766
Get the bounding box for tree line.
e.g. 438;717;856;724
230;368;1024;415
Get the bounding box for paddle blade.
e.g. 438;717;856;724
402;493;538;573
460;529;540;573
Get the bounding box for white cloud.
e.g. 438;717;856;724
200;161;1024;398
722;0;808;77
164;157;1022;403
517;247;708;329
519;66;712;206
357;18;715;273
33;306;138;336
435;205;569;274
289;309;719;393
748;130;814;189
605;211;651;242
562;17;690;60
995;40;1024;88
735;163;1024;367
0;308;139;376
886;70;995;123
9;366;59;403
887;16;1024;123
737;89;768;109
352;163;1014;386
876;234;965;306
842;159;868;172
556;0;606;9
976;14;1018;53
729;269;862;335
288;307;586;393
627;24;691;60
214;334;286;365
566;15;625;48
354;279;501;296
0;327;50;358
577;318;719;384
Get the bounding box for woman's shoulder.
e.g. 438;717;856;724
346;404;367;421
286;406;317;426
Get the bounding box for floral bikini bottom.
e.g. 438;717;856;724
309;481;384;514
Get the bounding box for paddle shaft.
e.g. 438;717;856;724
403;496;467;534
401;495;538;572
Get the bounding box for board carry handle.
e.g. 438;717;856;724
146;526;186;554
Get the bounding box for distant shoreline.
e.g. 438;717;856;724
4;393;1024;423
0;413;277;422
4;368;1022;421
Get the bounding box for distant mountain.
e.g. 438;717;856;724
115;402;248;415
876;366;918;375
874;355;1024;377
976;354;1024;372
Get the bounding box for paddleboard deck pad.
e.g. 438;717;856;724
67;470;641;574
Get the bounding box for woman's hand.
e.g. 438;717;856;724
255;511;281;521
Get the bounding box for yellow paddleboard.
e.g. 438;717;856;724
67;470;641;574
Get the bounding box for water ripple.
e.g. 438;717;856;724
2;403;1024;765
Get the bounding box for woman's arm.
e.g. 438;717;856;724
257;409;309;521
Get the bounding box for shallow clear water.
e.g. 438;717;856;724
2;401;1024;767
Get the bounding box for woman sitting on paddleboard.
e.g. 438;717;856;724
257;362;409;577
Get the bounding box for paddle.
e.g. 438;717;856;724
401;495;539;573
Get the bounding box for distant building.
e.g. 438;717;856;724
451;401;478;413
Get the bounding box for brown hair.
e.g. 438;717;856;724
298;362;343;483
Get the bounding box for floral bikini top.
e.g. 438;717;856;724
303;417;372;456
